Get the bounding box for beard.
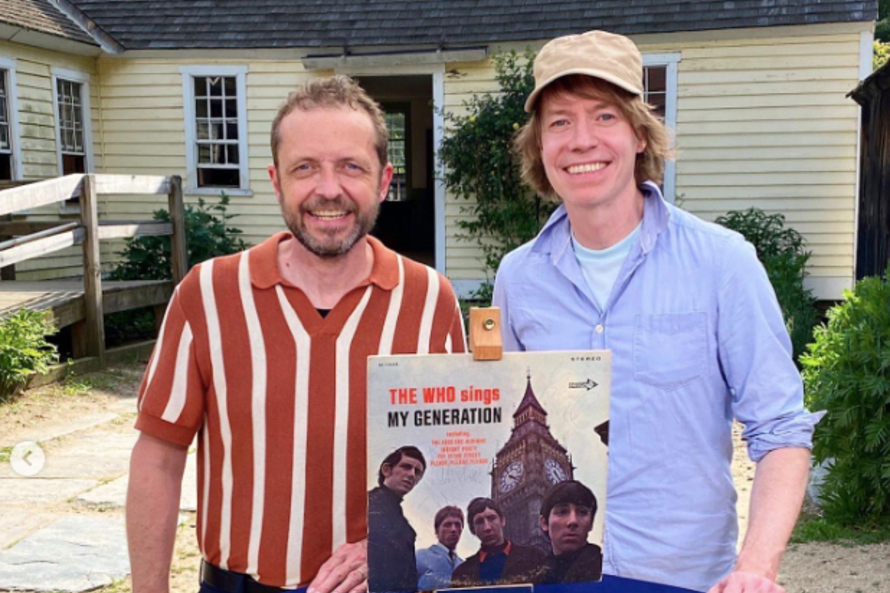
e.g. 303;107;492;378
281;195;380;259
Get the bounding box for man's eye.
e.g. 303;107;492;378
551;119;569;128
599;113;618;123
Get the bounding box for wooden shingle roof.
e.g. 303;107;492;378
0;0;97;45
68;0;878;51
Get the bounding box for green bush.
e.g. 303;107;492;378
715;208;818;364
106;194;249;344
801;266;890;526
109;193;248;282
438;49;555;301
0;309;59;402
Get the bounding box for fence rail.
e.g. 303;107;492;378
0;173;186;365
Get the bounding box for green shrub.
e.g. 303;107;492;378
715;208;818;364
110;193;249;282
0;309;59;402
106;194;249;344
801;266;890;526
438;49;555;302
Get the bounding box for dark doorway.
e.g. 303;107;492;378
356;75;435;267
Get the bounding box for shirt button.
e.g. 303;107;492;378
595;324;604;334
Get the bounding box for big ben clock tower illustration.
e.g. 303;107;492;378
490;371;574;552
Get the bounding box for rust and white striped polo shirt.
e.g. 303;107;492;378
135;232;466;588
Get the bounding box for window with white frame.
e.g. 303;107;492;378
52;68;93;208
57;78;86;175
642;54;680;203
0;69;14;181
181;66;249;193
0;57;21;182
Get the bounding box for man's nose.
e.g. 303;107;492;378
569;118;599;151
566;511;579;526
315;166;341;198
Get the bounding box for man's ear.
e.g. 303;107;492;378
539;515;549;534
377;163;394;203
381;464;392;478
268;165;284;205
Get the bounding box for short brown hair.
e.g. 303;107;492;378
515;75;671;201
270;75;388;168
434;506;464;530
466;497;503;535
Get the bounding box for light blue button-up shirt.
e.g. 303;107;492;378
492;182;822;592
416;543;463;591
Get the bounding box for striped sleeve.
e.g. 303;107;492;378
135;282;207;447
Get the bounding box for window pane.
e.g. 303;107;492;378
211;144;223;164
196;99;208;118
198;144;211;163
210;99;223;118
0;99;7;124
194;77;205;97
227;144;239;165
225;99;237;118
224;77;236;96
226;122;239;140
646;66;666;94
0;154;11;181
211;121;224;140
209;77;223;96
197;120;209;140
0;125;9;151
198;167;239;188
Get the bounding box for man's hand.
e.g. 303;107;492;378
708;571;785;593
308;540;368;593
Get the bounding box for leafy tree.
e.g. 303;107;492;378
878;0;889;43
109;193;248;281
875;40;890;70
438;50;556;301
802;265;890;526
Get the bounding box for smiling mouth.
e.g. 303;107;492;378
309;210;351;220
566;162;607;175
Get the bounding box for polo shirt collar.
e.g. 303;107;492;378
249;232;400;291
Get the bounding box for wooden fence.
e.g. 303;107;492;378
0;173;186;366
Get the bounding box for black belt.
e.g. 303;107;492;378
201;560;305;593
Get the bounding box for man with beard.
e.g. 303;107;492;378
367;446;426;593
415;506;465;590
536;480;602;584
127;76;466;593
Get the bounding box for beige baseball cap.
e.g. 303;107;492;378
525;30;643;113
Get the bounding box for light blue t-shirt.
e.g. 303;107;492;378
572;223;642;311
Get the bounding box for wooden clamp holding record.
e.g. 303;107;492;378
468;306;503;361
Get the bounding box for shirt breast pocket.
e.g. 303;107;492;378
633;312;708;390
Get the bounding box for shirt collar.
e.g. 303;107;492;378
531;181;671;261
479;540;512;562
250;232;400;291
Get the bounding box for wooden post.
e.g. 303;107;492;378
468;306;503;361
167;175;188;285
80;174;105;365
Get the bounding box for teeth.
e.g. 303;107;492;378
312;211;348;219
567;163;607;174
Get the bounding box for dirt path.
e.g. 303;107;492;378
0;363;886;593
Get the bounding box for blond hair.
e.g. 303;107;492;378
270;75;388;168
515;75;671;201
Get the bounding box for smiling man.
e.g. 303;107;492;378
492;30;822;593
127;76;466;593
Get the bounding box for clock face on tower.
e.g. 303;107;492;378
498;460;524;493
545;457;567;485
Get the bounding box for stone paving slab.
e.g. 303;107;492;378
0;431;139;481
0;478;98;505
76;451;198;511
0;509;56;550
0;515;129;592
0;412;121;449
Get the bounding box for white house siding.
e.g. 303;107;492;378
441;22;868;300
0;40;104;280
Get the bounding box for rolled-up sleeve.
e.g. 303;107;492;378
716;237;824;462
